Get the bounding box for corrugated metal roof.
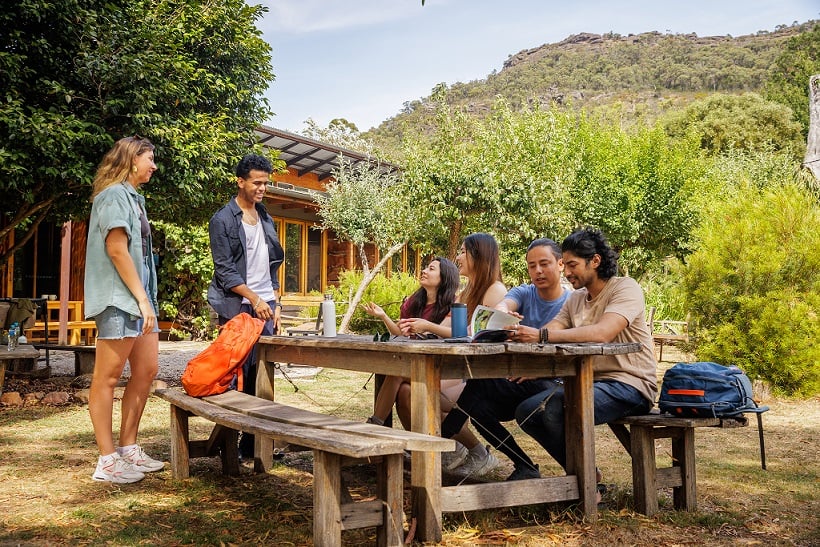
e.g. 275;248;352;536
256;125;398;182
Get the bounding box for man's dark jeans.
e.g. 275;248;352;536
441;377;556;470
220;301;276;459
515;380;651;470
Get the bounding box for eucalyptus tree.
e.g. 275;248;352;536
0;0;274;264
314;158;420;333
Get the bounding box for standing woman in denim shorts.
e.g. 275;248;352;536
84;136;165;483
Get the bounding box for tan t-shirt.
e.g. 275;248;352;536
552;276;658;403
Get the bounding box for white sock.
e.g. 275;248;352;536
118;444;137;455
468;444;488;457
100;452;117;464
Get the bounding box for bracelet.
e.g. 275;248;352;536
253;297;261;310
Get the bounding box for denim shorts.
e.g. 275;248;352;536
94;306;158;339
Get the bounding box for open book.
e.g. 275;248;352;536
469;305;521;343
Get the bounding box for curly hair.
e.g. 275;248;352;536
561;227;619;280
235;154;273;178
404;257;459;324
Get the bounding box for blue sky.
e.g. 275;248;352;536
257;0;818;133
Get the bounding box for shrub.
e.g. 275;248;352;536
153;220;215;340
683;178;820;397
330;269;421;334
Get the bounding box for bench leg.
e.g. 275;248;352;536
377;453;404;547
213;426;239;476
169;405;191;479
630;425;658;516
672;427;697;511
313;450;343;546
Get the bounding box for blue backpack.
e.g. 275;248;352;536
658;361;769;418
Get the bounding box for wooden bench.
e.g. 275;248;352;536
649;310;690;361
33;344;96;375
608;413;754;516
154;388;453;547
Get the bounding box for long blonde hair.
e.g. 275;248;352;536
91;136;155;199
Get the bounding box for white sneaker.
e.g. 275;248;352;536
441;441;469;472
119;445;165;473
93;454;145;484
454;445;500;478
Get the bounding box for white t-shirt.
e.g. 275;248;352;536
242;220;275;304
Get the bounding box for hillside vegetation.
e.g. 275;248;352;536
366;20;815;149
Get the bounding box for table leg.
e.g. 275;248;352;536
255;344;276;472
563;355;597;519
409;354;442;543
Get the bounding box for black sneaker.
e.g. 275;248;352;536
506;464;541;481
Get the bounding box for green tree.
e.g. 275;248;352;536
0;0;274;264
152;220;214;339
662;93;805;158
683;172;820;397
401;94;571;275
559;112;711;278
314;159;420;333
765;22;820;138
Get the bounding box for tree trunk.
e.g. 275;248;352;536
805;74;820;180
338;240;407;334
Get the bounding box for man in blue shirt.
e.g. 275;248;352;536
441;238;570;480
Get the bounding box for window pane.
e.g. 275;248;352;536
391;247;404;275
307;227;322;293
284;223;302;293
407;246;418;277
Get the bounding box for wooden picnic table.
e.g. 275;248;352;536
255;334;640;543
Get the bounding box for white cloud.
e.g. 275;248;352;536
258;0;428;34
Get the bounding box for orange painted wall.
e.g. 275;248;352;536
274;167;326;192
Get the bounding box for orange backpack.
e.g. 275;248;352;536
181;313;265;397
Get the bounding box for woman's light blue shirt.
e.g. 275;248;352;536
84;182;158;319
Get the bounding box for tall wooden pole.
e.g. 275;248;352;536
58;221;72;344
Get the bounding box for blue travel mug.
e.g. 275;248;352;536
451;303;468;338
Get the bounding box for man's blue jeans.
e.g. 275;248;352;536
515;380;651;471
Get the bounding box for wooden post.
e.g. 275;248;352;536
58;221;72;345
806;74;820;180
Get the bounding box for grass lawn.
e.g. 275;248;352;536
0;350;818;546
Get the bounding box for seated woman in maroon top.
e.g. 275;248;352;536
363;257;458;428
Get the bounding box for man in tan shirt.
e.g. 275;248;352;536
515;226;657;475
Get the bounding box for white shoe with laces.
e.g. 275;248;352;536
119;445;165;473
454;445;500;478
441;441;469;472
92;454;145;484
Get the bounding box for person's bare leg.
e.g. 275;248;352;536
89;338;135;455
395;381;412;430
119;332;159;447
372;375;408;423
